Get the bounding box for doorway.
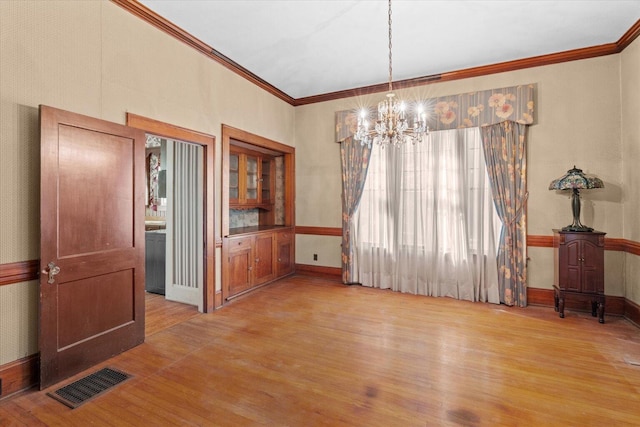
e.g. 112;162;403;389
128;113;217;312
144;135;204;311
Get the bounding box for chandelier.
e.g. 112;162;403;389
355;0;429;148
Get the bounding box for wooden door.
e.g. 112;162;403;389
39;106;146;389
254;233;274;285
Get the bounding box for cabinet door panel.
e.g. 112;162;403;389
276;231;294;277
566;267;581;292
562;240;581;291
582;269;600;293
565;241;580;267
228;248;252;297
254;233;274;284
229;153;240;203
582;240;603;293
245;155;258;202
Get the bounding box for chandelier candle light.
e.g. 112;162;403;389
548;166;604;232
355;0;428;148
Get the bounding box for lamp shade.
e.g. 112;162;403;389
548;166;604;190
549;166;603;232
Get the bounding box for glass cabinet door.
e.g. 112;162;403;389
229;153;239;202
245;155;258;202
261;158;271;203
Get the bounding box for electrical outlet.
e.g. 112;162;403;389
313;254;318;261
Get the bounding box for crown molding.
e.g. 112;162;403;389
617;18;640;51
110;2;639;107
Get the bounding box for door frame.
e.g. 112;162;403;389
127;113;218;312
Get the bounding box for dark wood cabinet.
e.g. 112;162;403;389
224;227;293;300
553;230;606;323
145;231;166;295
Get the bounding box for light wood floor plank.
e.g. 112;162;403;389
1;275;640;426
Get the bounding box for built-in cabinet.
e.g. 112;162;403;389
224;227;293;299
553;229;606;323
222;125;296;303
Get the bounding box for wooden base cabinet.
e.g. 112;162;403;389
224;228;293;300
276;229;294;277
226;235;253;297
553;229;606;323
254;233;275;284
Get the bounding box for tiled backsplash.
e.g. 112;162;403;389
230;209;259;228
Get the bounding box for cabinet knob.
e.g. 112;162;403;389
278;258;281;262
248;266;253;271
255;258;260;263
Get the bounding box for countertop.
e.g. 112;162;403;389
228;225;292;237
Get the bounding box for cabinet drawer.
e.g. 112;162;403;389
227;236;253;252
276;230;293;242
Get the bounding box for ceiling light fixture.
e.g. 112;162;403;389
355;0;428;148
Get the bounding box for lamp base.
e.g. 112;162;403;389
562;225;594;232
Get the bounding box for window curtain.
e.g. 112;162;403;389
353;128;500;303
481;121;528;307
340;137;371;284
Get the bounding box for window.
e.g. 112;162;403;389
353;128;501;302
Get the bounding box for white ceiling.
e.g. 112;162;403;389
138;0;640;99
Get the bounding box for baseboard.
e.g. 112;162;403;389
526;287;625;316
295;264;342;280
0;354;38;399
625;298;640;327
215;290;223;309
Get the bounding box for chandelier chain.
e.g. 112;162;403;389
388;0;393;93
353;0;429;148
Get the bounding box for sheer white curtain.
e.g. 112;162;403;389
353;128;501;303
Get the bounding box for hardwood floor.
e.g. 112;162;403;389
144;292;200;337
1;275;640;426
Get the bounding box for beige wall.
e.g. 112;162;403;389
621;35;640;305
294;48;635;299
0;1;294;365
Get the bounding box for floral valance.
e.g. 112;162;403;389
335;83;536;143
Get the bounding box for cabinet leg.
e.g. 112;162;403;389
598;302;605;324
554;291;559;312
558;297;565;319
